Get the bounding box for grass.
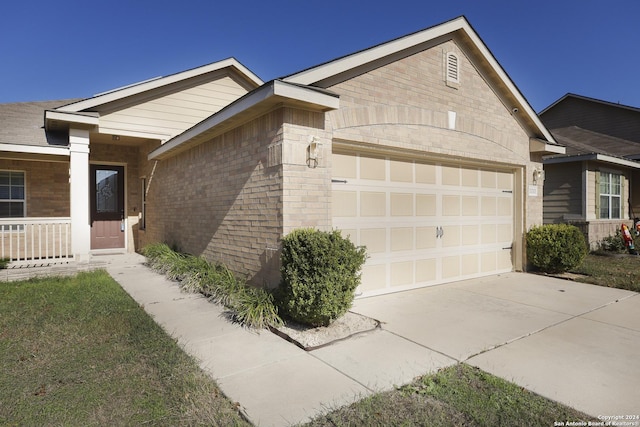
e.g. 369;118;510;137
0;271;250;426
2;249;626;426
571;252;640;292
300;364;594;427
142;243;283;329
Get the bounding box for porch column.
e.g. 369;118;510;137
69;128;91;262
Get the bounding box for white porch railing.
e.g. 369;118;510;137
0;217;72;262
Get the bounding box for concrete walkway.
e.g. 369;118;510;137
102;253;640;426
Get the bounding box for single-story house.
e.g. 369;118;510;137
0;16;563;296
539;94;640;248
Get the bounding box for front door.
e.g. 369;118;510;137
90;164;125;250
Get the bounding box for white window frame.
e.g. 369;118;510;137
0;170;26;232
599;171;622;219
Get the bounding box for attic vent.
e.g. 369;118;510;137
445;52;460;85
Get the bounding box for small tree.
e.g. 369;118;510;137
277;228;367;327
526;224;588;273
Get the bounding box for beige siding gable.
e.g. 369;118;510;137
99;76;250;140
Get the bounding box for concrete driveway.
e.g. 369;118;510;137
108;254;639;425
350;273;640;418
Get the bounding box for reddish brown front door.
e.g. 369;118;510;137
90;165;125;250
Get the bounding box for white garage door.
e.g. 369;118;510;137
332;151;514;297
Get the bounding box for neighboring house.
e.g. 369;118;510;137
0;16;563;297
539;94;640;248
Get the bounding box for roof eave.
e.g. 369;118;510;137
56;58;264;113
544;153;640;169
284;16;555;145
530;138;565;155
44;110;99;131
148;80;339;161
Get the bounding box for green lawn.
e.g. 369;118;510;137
1;263;615;426
571;252;640;292
0;271;249;426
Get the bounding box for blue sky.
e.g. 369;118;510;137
1;0;638;112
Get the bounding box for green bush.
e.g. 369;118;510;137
597;230;627;253
526;224;588;273
277;228;367;327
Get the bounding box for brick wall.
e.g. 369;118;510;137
144;110;286;286
323;39;543;270
0;159;69;217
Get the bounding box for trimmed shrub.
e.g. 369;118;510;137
277;228;367;327
526;224;588;273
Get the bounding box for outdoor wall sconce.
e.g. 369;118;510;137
307;136;320;168
533;168;545;184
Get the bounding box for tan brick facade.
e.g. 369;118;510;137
0;158;70;217
137;38;546;286
320;40;544;271
142;110;286;286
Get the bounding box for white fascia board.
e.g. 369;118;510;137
149;80;339;160
57;58;264;113
285;16;556;145
285;18;465;86
544;153;640;169
45;110;100;127
272;80;340;110
0;143;69;157
530;138;565;154
459;23;556;144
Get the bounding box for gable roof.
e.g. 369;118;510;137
284;16;557;145
55;58;263;113
540;93;640;144
149;79;339;160
544;126;640;169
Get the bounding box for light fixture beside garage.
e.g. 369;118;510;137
307;136;320;168
533;168;545;184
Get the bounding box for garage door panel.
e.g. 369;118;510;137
390;193;413;216
416;226;437;249
461;196;478;216
462;225;479;246
481;196;497;216
332;151;515;296
416;162;436;184
481;251;498;273
462;253;479;276
391;261;414;286
442;255;461;278
360;156;386;180
390;159;413;182
360;228;386;253
416;194;437;216
360;192;386;216
443;195;460;216
391;228;413;251
462;168;479;187
442;165;460;185
333;153;358;178
361;264;387;293
333;190;357;217
497;197;512;216
498;250;513;270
